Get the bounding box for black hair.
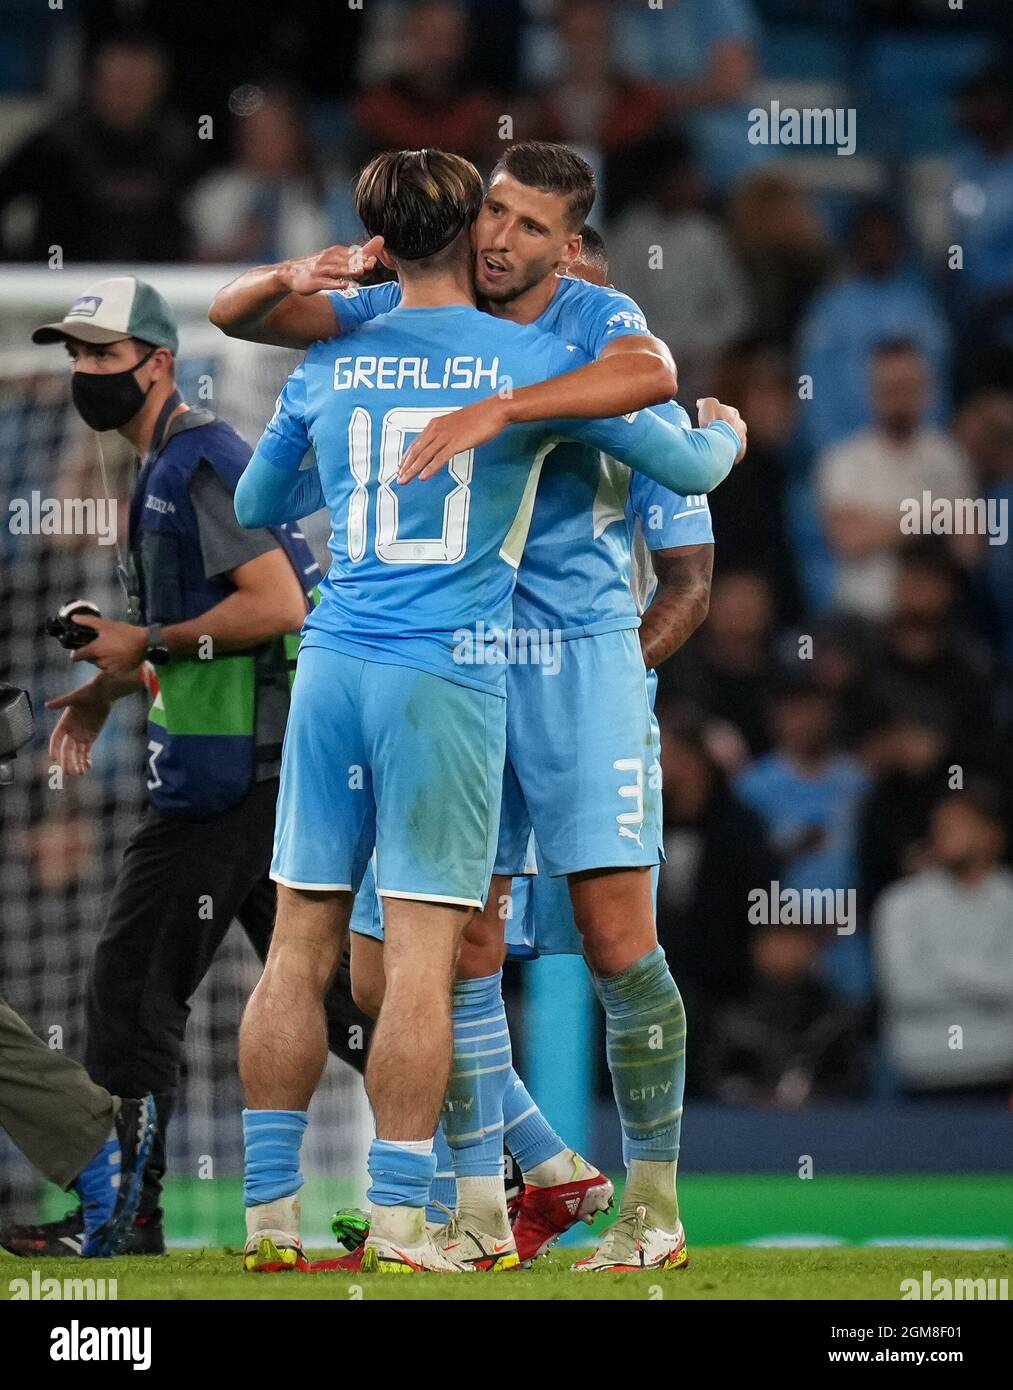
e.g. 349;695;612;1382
577;224;608;277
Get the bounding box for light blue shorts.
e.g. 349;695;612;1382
272;642;505;908
350;853;660;959
495;629;662;878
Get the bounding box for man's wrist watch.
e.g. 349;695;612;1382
145;623;171;666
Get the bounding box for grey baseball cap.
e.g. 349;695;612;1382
32;275;179;354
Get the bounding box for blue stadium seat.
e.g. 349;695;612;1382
862;32;996;158
866;32;995;104
761;27;855;84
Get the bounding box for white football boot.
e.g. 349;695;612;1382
360;1203;469;1274
243;1194;308;1272
433;1208;520;1272
571;1203;689;1273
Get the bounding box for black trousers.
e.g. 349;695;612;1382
84;777;373;1217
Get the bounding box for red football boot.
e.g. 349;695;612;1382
302;1243;365;1273
510;1157;615;1265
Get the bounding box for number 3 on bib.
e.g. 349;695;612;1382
346;405;474;564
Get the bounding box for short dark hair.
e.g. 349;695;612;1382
577;224;608;277
491;141;596;231
354;148;483;263
872;336;921;361
934;779;1008;833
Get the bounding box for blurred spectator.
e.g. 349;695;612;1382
706;344;802;621
872;548;999;767
185;87;330;263
735;676;872;999
735;677;870;901
352;0;500;166
654;714;778;1097
527;0;667;212
78;1;365;111
857;702;954;913
663;569;777;758
702;924;870;1105
796;203;950;453
610;140;751;408
802;614;880;752
611;0;763;190
873;784;1013;1099
955;390;1013;662
22;814;97;894
952;65;1013;392
0;35;196;263
817;339;972;620
729;171;833;348
656;714;778;1011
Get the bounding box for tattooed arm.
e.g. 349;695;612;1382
638;542;714;671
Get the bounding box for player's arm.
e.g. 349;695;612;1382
565;399;745;495
234;459;324;527
208;237;384;348
506;333;677;424
233;361;318;528
639;543;714;671
399;334;677;480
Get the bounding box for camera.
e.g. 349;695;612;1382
0;684;34;786
46;600;102;651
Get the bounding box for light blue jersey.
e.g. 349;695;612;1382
253;305;573;693
627;403;715;615
327;276;661;638
248;290;735;900
242;302;738;694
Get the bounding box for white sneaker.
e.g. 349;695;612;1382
571;1204;688;1273
360;1203;471;1274
434;1211;520;1272
243;1194;307;1272
360;1229;470;1273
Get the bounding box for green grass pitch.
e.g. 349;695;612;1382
4;1247;1013;1300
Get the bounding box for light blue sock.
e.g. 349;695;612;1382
502;1068;566;1180
426;1122;457;1223
367;1140;437;1208
592;946;686;1164
443;972;511;1178
242;1108;308;1207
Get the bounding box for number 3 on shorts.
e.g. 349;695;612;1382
613;756;645;844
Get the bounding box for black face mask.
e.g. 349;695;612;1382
71;346;156;431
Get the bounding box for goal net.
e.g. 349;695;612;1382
0;267;368;1246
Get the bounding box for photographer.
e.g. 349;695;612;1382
0;278;372;1258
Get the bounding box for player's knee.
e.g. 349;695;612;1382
351;970;384;1020
455;932;506;980
458;904;506;979
571;876;657;976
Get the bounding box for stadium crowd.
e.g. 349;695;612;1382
1;0;1012;1112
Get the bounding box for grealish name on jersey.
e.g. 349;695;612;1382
332;354;501;393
